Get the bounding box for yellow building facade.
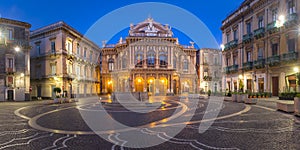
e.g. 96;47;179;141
101;18;197;95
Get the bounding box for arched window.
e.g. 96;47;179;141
135;51;143;67
183;59;189;71
147;51;155;67
108;58;114;71
159;55;167;67
159;51;167;67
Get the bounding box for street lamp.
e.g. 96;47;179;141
275;15;285;28
14;46;20;52
220;44;225;51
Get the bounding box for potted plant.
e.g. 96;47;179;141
257;93;261;98
207;90;211;97
294;93;300;116
232;91;238;102
53;87;62;103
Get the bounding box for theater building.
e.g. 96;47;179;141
101;17;198;95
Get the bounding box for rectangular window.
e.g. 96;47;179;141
246;22;252;34
36;44;41;56
90;51;93;62
67;41;72;54
233;56;237;65
109;63;114;71
288;0;296;14
288;38;296;52
247;51;252;62
76;65;81;76
226;33;230;43
233;30;238;40
8;29;13;40
84;48;87;58
272;9;278;22
226;58;230;66
51;64;56;75
77;44;80;55
51;41;56;53
7;58;14;69
258;16;264;28
272;43;278;56
258;48;264;59
68;64;72;74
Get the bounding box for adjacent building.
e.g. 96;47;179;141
197;48;222;93
101;17;198;95
0;18;31;101
221;0;300;96
30;21;101;99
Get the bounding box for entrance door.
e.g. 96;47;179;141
37;86;42;98
52;85;56;99
258;78;264;93
247;79;252;92
7;90;13;101
272;77;279;96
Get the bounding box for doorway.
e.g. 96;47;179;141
7;90;13;101
272;77;279;96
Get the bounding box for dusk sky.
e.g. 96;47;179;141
0;0;244;48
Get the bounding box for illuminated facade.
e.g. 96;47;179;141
0;18;31;101
197;48;222;93
30;22;101;99
221;0;300;95
101;18;197;95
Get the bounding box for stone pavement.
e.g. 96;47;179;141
0;96;299;149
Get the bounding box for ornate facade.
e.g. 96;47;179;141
30;22;101;99
197;48;222;93
101;18;197;95
0;18;31;101
221;0;300;95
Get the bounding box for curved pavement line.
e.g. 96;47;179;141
153;105;252;128
15;99;251;135
14;106;33;120
15;100;187;135
76;101;182;112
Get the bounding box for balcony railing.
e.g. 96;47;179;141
242;62;253;71
281;51;298;62
6;68;15;73
253;59;265;69
242;33;253;43
225;64;239;74
285;13;298;27
224;40;238;51
267;55;280;66
267;21;279;33
203;76;212;81
254;27;265;39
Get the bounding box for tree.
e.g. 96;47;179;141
53;87;62;98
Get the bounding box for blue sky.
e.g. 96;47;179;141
0;0;244;48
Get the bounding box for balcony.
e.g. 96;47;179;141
267;21;279;34
285;13;298;27
203;76;212;81
267;55;280;67
253;59;265;69
224;40;238;51
6;68;15;74
281;51;298;63
242;62;253;71
242;33;253;44
225;64;239;74
254;27;265;39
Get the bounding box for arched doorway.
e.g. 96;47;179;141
182;80;190;93
156;77;167;96
147;77;155;96
134;77;144;92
